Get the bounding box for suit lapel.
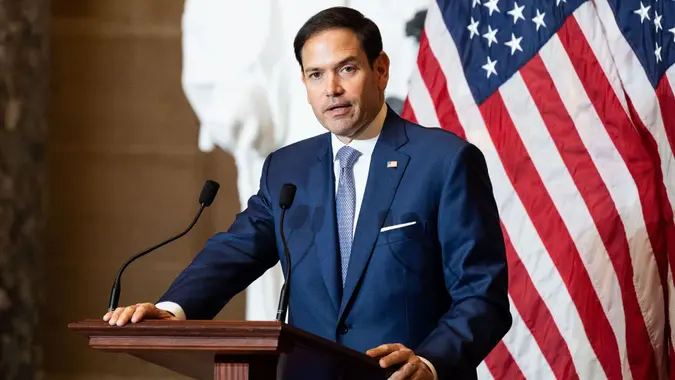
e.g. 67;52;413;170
338;109;410;321
309;135;341;314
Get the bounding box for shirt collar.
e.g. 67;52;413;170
331;102;387;161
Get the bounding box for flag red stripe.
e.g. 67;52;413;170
656;76;675;167
654;78;675;320
566;14;675;377
520;51;657;380
625;92;675;379
624;95;670;274
480;91;623;379
561;19;671;378
484;340;527;380
563;17;670;378
559;17;668;300
663;72;675;380
401;97;417;123
501;222;579;379
417;32;465;139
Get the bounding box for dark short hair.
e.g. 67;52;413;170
293;7;383;70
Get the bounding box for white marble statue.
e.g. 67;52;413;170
181;0;430;320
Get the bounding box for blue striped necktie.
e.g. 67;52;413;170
335;145;362;286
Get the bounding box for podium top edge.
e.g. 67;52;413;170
68;319;288;337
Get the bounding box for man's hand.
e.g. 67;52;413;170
366;343;434;380
102;303;180;326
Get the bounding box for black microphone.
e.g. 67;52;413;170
276;183;297;322
107;180;220;312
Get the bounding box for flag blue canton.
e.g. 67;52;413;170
607;0;675;89
436;0;585;104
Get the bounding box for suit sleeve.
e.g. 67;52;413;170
156;153;279;320
415;143;512;380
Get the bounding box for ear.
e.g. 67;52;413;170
375;51;390;90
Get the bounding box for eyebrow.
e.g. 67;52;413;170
304;56;359;74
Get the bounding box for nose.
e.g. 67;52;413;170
325;73;344;97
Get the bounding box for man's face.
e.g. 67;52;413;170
300;28;389;139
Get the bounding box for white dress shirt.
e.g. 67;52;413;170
156;102;437;378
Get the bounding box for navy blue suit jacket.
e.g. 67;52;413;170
159;107;512;379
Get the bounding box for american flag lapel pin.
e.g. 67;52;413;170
387;160;398;168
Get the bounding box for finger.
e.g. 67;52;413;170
366;344;390;357
131;303;156;323
409;368;428;380
102;311;112;321
367;343;400;357
388;361;418;380
107;307;125;325
380;348;413;368
130;304;146;323
115;306;137;326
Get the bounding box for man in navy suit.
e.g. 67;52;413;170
104;6;512;380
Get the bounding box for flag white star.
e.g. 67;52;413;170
473;0;481;8
655;43;662;63
507;2;525;24
634;2;651;24
482;56;498;78
670;26;675;42
467;17;480;39
532;10;546;31
654;11;662;32
504;33;523;55
484;0;500;16
483;25;499;47
556;0;567;5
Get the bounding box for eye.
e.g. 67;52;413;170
308;72;322;79
342;65;356;73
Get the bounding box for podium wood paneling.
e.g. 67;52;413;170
68;320;391;380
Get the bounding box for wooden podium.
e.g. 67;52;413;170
68;319;391;380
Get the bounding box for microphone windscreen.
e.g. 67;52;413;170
279;184;297;209
199;180;220;206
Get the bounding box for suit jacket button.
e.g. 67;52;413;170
338;324;349;335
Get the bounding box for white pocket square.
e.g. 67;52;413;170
380;221;417;232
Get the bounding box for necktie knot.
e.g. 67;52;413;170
336;146;361;169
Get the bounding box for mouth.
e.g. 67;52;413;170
325;103;351;112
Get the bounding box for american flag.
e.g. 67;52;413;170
402;0;675;378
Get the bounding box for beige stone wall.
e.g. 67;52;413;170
45;1;245;379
